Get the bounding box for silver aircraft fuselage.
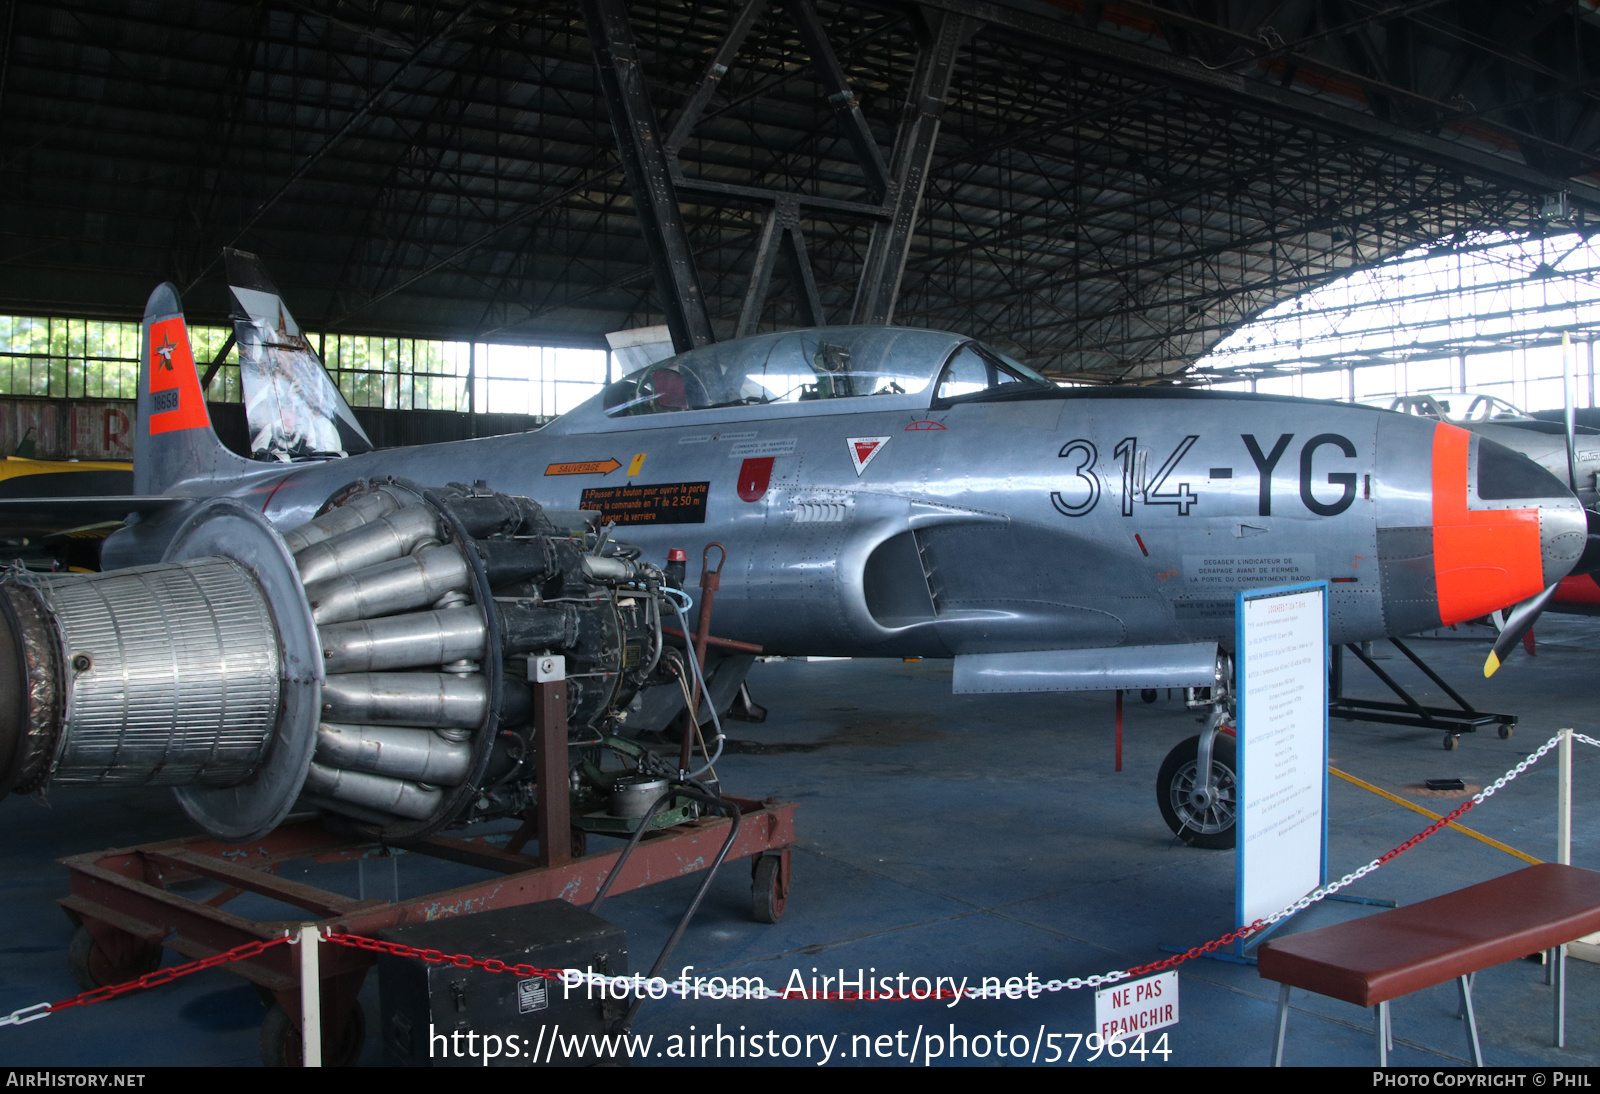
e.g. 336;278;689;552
152;346;1585;660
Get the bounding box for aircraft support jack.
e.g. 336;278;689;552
1329;640;1515;751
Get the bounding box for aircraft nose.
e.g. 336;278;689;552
1431;424;1586;625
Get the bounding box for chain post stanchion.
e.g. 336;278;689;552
300;923;322;1067
1560;728;1573;866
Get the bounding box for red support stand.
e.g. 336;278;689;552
1115;689;1123;772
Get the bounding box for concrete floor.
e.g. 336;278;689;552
3;616;1600;1068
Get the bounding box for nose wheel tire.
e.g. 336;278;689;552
1157;733;1238;850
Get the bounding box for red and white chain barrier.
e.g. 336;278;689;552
0;935;295;1027
0;730;1577;1023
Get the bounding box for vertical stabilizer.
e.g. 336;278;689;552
224;248;373;461
134;283;253;495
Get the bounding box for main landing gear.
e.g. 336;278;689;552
1156;668;1238;850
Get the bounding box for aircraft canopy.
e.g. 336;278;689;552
601;326;1048;417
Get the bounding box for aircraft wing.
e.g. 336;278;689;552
0;496;187;540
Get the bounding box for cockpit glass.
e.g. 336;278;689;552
1387;392;1532;423
986;346;1051;386
602;327;961;417
935;342;1052;400
1461;394;1530;421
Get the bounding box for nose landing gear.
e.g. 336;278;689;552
1156;670;1238;850
1157;722;1238;849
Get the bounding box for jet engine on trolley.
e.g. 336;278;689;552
0;480;708;841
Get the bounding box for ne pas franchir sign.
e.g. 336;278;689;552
1094;972;1178;1044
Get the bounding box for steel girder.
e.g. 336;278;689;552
0;1;1596;381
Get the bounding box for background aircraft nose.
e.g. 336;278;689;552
1431;424;1586;626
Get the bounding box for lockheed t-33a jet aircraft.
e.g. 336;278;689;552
0;252;1588;853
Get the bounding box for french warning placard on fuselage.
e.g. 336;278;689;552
580;481;709;524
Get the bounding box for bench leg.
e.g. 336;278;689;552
1553;944;1567;1048
1374;1001;1389;1066
1271;982;1290;1066
1456;971;1475;1019
1457;975;1483;1066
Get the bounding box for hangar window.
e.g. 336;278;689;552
0;315;242;402
1200;231;1600;415
0;315;607;423
323;337;604;418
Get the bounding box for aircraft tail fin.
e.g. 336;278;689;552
224;248;373;461
134;283;254;495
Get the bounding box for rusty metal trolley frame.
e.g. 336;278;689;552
56;650;795;1061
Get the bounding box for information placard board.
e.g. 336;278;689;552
1235;582;1328;931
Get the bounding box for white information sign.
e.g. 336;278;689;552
1094;972;1178;1044
1236;582;1328;930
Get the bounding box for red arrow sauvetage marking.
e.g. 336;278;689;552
545;458;622;476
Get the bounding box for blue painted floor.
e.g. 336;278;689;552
4;618;1600;1067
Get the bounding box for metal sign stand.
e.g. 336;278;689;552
1231;582;1330;960
1162;583;1377;967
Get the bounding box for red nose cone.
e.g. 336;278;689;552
1432;423;1545;625
667;548;688;562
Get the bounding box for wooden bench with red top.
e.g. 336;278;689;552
1257;863;1600;1066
